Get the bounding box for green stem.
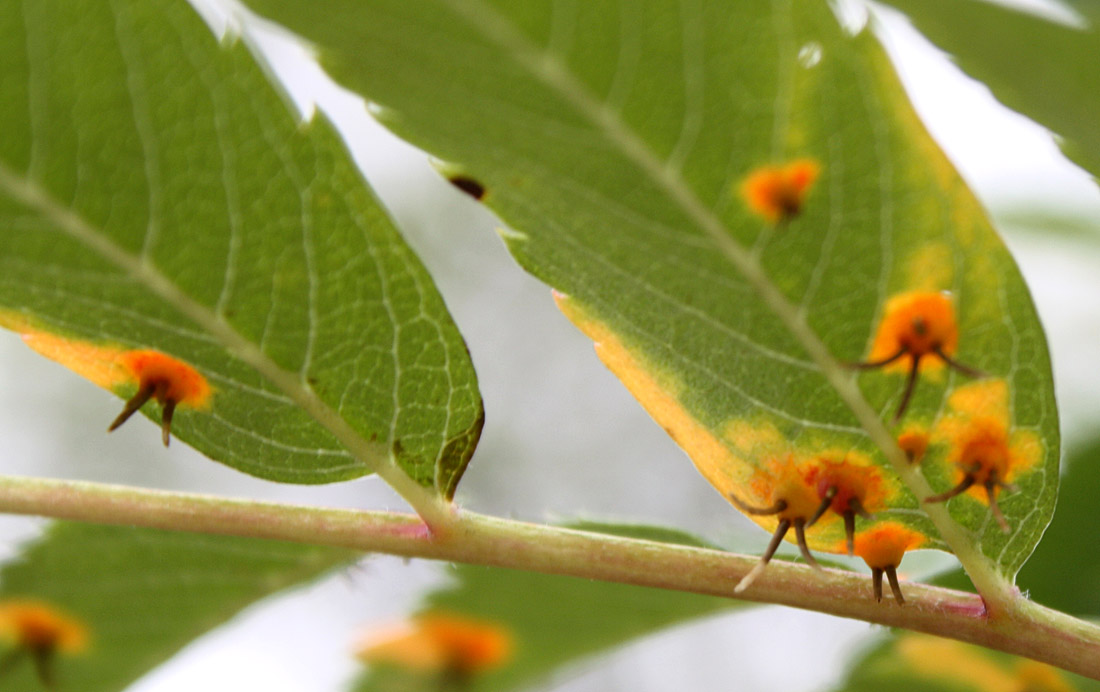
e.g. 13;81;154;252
0;474;1095;678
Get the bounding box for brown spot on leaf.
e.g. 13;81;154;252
448;176;486;200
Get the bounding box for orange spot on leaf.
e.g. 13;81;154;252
897;428;930;464
866;291;959;374
354;612;513;677
119;350;212;410
930;379;1040;530
853;522;924;570
739;159;820;224
0;313;212;445
0;598;88;654
803;454;891;517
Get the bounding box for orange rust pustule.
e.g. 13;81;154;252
732;457;826;593
0;599;88;689
739;159;820;224
853;523;924;605
855;291;982;421
927;416;1019;534
802;458;888;556
354;612;513;679
108;350;212;446
897;429;930;464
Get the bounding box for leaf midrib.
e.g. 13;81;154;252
438;0;1014;600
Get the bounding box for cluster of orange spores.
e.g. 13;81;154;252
852;291;983;421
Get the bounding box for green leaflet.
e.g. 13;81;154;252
0;522;355;691
350;524;745;692
0;0;483;493
241;0;1056;575
883;0;1100;182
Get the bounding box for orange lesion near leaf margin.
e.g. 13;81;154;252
927;378;1041;534
893;633;1078;692
0;311;212;446
554;294;926;599
0;598;89;689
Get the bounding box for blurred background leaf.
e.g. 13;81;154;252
351;524;747;692
0;522;355;691
882;0;1100;182
0;0;482;492
831;631;1100;692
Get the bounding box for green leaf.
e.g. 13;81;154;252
0;522;355;691
881;0;1100;181
832;632;1100;692
0;0;482;493
351;524;745;692
241;0;1057;575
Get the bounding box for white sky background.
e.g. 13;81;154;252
1;0;1099;690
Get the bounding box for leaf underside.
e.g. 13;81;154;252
0;522;356;691
0;0;483;493
351;524;745;692
243;0;1057;575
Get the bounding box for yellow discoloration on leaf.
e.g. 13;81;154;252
553;292;749;500
1014;660;1078;692
0;311;131;390
933;379;1041;503
555;294;923;557
893;634;1078;692
896;635;1017;692
0;311;213;411
946;378;1010;422
723;419;788;460
904;242;953;293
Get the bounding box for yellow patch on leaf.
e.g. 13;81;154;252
904;243;954;294
554;292;749;500
933;379;1041;502
1014;660;1078;692
894;634;1077;692
0;311;131;391
0;313;211;409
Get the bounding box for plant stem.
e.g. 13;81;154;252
0;474;1096;679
